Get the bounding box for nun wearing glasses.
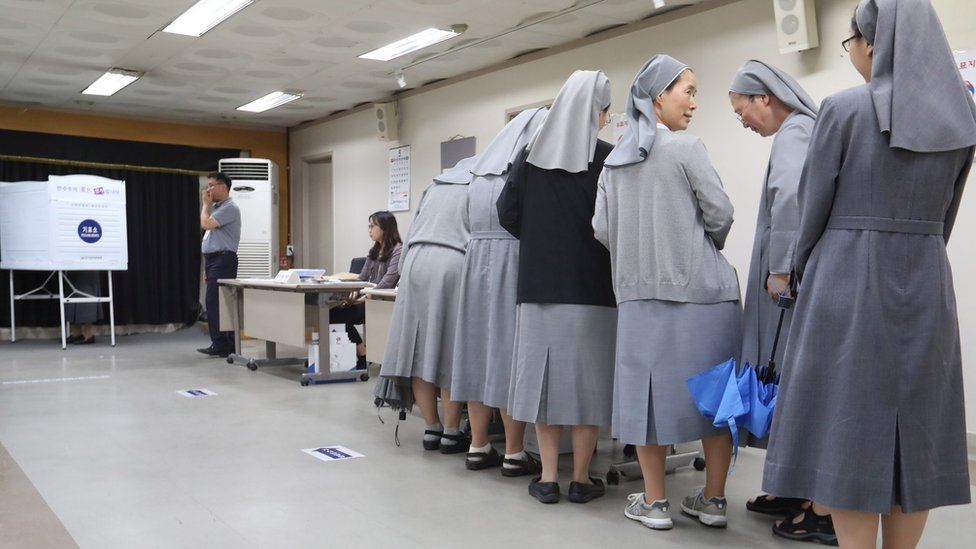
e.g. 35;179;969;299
763;1;975;548
497;70;616;505
593;55;740;531
727;60;836;543
451;106;548;476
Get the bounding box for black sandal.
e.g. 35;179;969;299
422;430;443;451
747;494;808;516
772;507;838;546
438;432;470;455
465;447;502;470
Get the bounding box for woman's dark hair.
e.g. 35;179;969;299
368;211;402;262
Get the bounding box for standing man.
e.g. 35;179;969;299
197;172;241;358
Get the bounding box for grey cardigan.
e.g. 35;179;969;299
358;243;402;289
593;129;739;304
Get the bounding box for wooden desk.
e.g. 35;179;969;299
218;278;372;386
361;288;396;365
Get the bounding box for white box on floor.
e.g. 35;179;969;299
523;424;574;455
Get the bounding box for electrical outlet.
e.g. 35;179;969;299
286;244;294;256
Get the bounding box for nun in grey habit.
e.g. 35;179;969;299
730;60;817;381
593;55;741;523
729;60;830;541
496;70;615;504
378;155;476;454
763;0;975;540
450;107;548;473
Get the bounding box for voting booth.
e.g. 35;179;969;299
0;175;128;347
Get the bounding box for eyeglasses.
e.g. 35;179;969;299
841;35;857;52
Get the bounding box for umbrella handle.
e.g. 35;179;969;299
766;309;787;377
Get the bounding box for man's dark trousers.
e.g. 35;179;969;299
205;252;238;353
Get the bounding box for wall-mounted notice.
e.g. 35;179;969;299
957;50;976;105
609;113;630;145
388;145;411;212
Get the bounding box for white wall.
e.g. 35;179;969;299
290;0;976;433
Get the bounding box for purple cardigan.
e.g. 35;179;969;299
357;243;402;289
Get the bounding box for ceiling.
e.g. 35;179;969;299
0;0;700;129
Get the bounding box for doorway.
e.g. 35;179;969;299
301;157;334;273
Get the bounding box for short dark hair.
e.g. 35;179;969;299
208;172;232;188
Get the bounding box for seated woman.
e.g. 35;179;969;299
330;211;402;368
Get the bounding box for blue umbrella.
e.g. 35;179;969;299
687;292;793;469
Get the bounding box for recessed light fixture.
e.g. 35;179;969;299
162;0;254;37
359;25;466;61
237;90;304;113
82;68;143;96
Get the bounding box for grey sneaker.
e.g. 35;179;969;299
680;488;728;527
624;493;673;530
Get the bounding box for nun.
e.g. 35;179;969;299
451;107;548;475
496;70;615;504
593;55;741;530
378;155;477;454
728;60;833;540
763;1;975;547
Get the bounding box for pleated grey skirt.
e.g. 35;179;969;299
612;299;742;446
380;244;464;390
507;303;616;426
450;235;519;408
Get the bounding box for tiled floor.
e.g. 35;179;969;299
0;330;973;548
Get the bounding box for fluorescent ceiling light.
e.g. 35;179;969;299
237;90;304;113
82;68;142;96
162;0;253;37
359;27;463;61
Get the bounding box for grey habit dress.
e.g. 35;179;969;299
379;156;475;391
763;0;976;513
450;107;548;407
498;70;618;427
596;55;742;446
730;61;817;372
65;271;102;323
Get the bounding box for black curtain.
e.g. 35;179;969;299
0;161;202;328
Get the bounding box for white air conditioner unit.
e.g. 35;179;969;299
218;158;279;279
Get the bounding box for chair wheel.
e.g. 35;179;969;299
359;373;370;382
300;378;310;386
226;357;233;364
607;470;620;485
693;457;706;471
246;361;258;371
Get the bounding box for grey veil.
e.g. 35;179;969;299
729;60;818;119
856;0;976;152
433;154;480;185
526;70;611;173
604;54;689;168
471;107;549;177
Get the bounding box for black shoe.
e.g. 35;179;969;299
772;507;838;546
439;432;470;455
75;336;95;345
501;453;542;477
197;346;220;356
356;355;368;370
465;447;502;470
568;477;606;503
422;430;443;451
216;348;231;358
66;334;84;344
528;477;560;504
747;495;808;516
